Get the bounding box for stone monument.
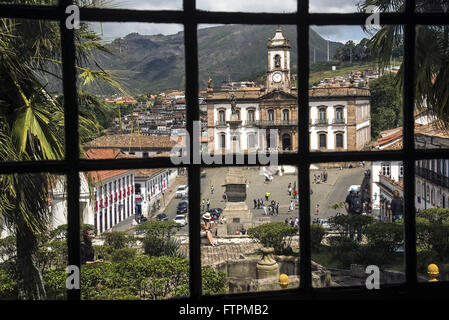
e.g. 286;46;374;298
217;167;253;236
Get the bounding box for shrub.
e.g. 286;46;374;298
93;245;115;261
43;269;66;300
0;268;17;299
328;214;374;237
111;248;137;263
418;208;449;224
327;236;360;268
428;224;449;260
417;250;439;275
135;221;181;238
142;235;185;258
103;231;135;250
364;222;403;260
202;265;226;296
310;224;326;251
248;222;297;255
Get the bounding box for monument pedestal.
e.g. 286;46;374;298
222;201;253;235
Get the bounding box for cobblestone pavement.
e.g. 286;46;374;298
199;165;368;221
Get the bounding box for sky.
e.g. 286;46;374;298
90;0;371;44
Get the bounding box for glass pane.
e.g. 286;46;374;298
309;25;403;152
416;1;449;12
77;22;185;159
81;167;189;300
79;0;182;10
0;18;64;161
200;166;299;295
415;159;449;282
311;161;405;288
310;0;405;13
414;25;449;150
0;174;67;300
201;25;298;155
197;0;296;13
0;0;58;5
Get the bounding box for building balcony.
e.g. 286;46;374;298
311;119;329;126
416;166;449;189
332;118;346;125
255;120;298;127
215;120;228;127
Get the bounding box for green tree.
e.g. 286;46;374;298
0;0;126;299
360;0;449;128
369;73;403;138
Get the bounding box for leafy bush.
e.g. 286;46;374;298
310;224;326;251
103;231;135;250
142;235;185;258
328;214;374;237
428;224;449;259
327;236;360;268
0;236;16;262
248;222;297;255
202;265;226;296
111;248;137;263
135;221;181;238
0;268;17;299
43;269;66;300
417;250;439;274
364;222;403;259
93;245;115;261
417;208;449;224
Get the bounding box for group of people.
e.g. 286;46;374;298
287;182;298;199
201;198;211;212
285;217;299;229
313;170;328;184
254;198;280;216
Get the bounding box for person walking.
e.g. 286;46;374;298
265;191;270;201
254;199;257;209
206;199;210;211
315;203;320;215
345;188;363;242
210;185;214;194
201;199;205;212
262;203;268;216
289;200;295;212
390;190;404;222
275;202;279;215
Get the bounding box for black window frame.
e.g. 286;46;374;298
1;0;449;301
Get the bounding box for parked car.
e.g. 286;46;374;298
176;185;188;198
207;208;223;217
173;214;188;226
181;195;189;201
177;203;188;214
156;213;168;221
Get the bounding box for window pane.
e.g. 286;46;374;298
77;22;185;159
309;25;403;153
0;18;64;162
197;0;296;13
0;174;67;300
311;161;405;288
81;167;190;300
310;0;405;13
415;159;449;282
202;24;298;155
414;25;449;150
201;166;299;295
79;0;182;11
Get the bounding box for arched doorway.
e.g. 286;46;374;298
282;133;291;150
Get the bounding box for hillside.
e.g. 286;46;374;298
93;25;343;94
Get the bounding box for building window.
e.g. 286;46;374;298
336;133;343;148
319;133;327;149
283;109;289;121
248;109;255;123
268;109;274;121
248;134;256;148
318;107;327;124
382;163;391;177
220;134;226;148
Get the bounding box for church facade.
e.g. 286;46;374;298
206;27;371;154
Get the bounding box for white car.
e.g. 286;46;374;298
176;185;188;198
173;214;188;226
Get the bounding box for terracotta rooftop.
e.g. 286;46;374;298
83;134;177;150
134;168;165;178
84;148;132;184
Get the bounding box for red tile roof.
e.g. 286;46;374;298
83;134;177;150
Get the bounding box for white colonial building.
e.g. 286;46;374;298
206;26;371;154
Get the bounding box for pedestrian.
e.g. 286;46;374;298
210;185;214;194
275;202;279;215
293;189;298;199
289;217;294;228
289;200;295;212
206;199;210;211
294;217;299;229
265;191;270;201
288;186;292;196
293;181;296;189
254;199;257;209
285;218;289;224
201;199;205;212
390;190;404;222
315;203;320;215
257;199;261;209
262;203;267;216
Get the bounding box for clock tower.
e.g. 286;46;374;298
266;26;291;92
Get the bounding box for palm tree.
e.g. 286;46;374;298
0;0;126;299
359;0;449;128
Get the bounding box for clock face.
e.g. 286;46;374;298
272;72;282;83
